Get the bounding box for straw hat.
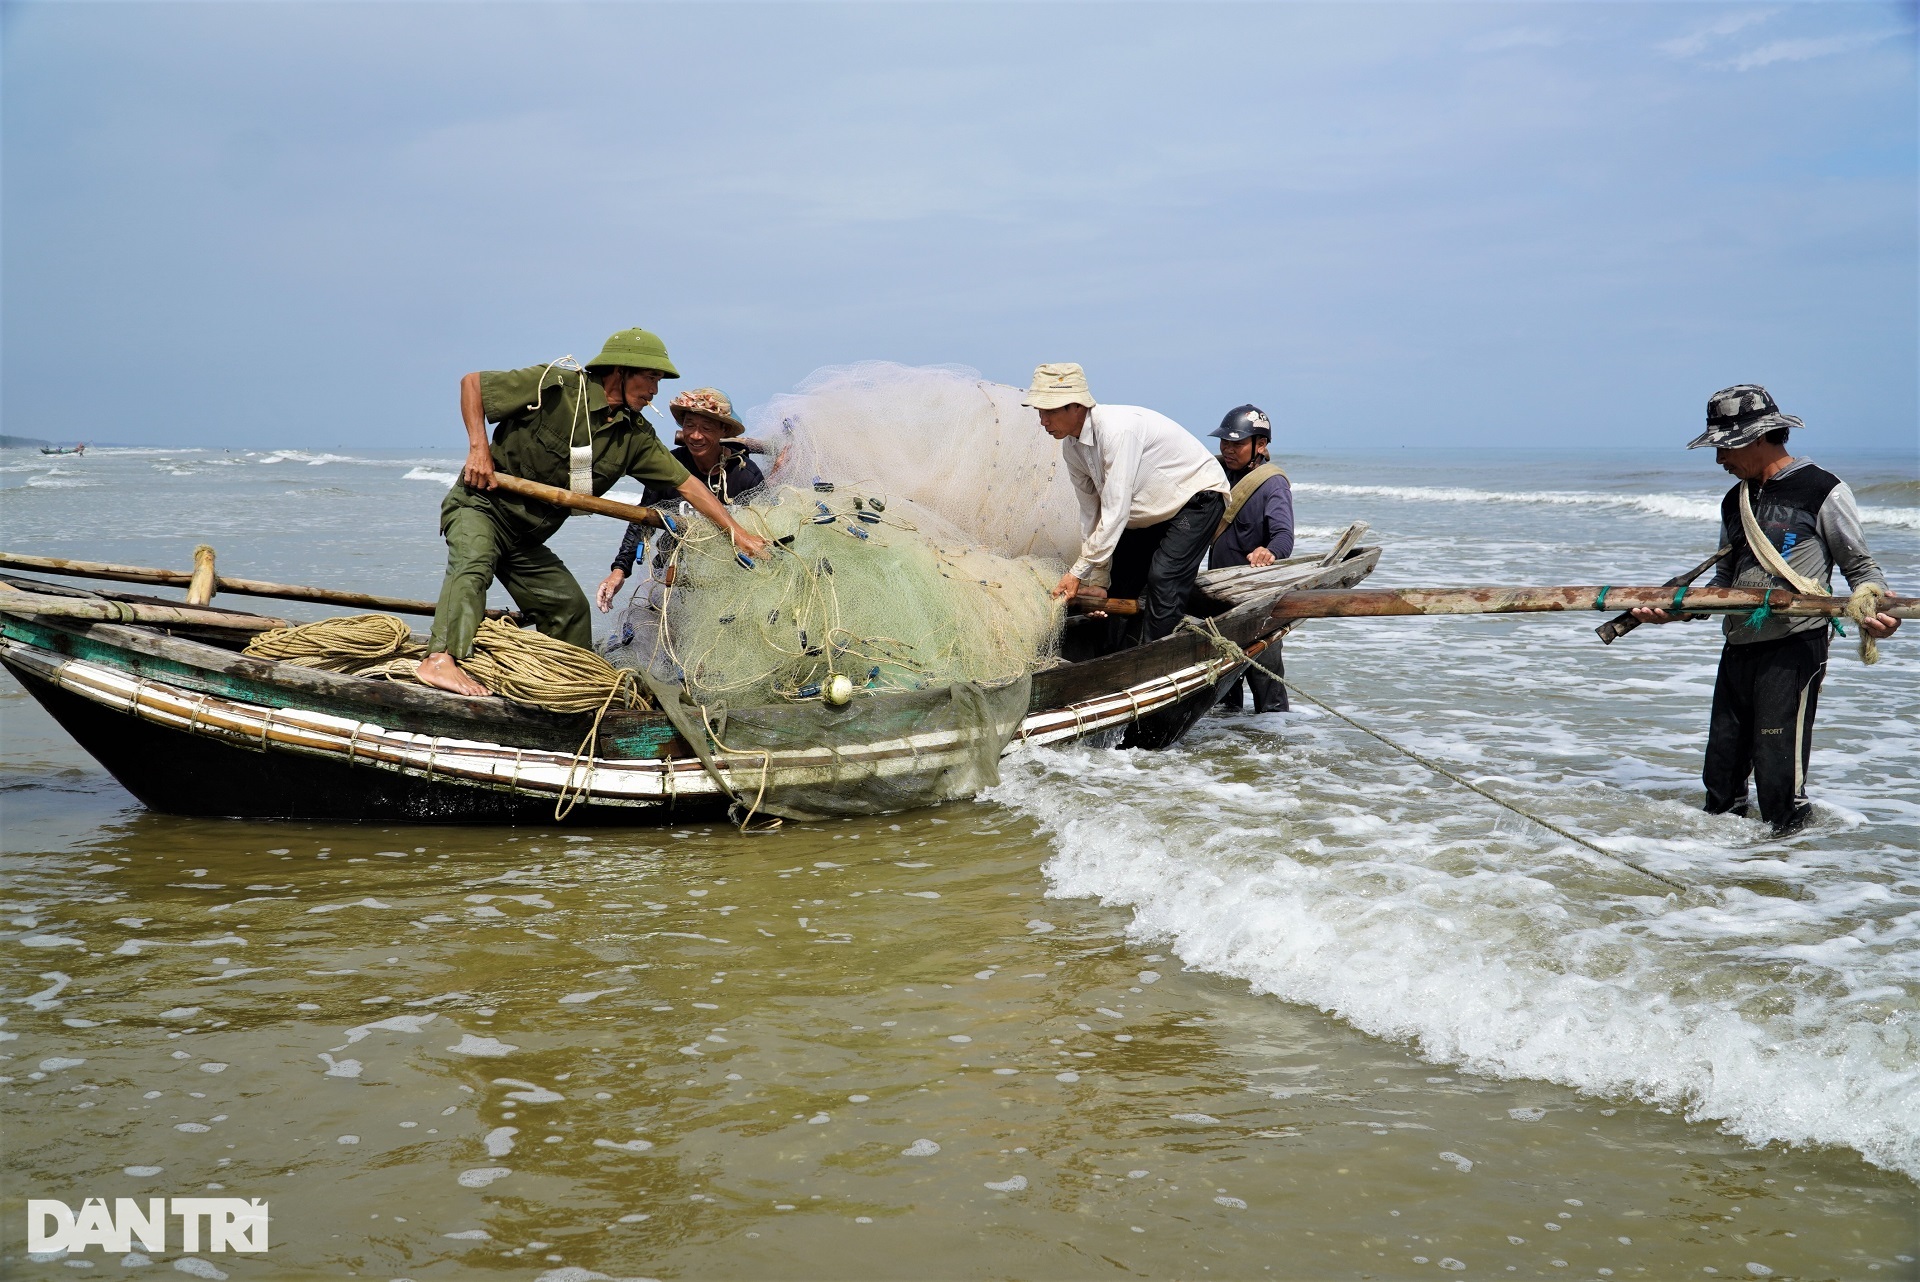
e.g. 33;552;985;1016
669;387;747;439
1021;363;1096;410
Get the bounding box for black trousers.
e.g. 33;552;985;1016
1703;629;1828;828
1220;638;1289;712
1106;490;1227;649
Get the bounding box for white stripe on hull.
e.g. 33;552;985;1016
1;640;1231;810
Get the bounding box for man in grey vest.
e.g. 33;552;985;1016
1209;404;1294;712
1632;385;1900;836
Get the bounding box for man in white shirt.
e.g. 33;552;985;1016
1025;362;1229;646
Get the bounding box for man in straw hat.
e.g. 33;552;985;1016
597;386;766;613
1631;383;1899;836
418;329;768;697
1025;363;1228;648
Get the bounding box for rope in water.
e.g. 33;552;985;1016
1180;620;1688;894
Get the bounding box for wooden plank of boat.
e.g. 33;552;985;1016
0;584;292;631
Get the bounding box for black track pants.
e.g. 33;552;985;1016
1703;629;1828;826
1105;490;1227;649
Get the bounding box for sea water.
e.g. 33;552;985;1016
1;444;1914;1278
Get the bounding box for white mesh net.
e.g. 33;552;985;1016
611;363;1071;709
757;362;1082;565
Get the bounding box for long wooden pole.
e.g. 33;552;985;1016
0;553;449;617
0;587;292;632
1266;586;1918;620
487;473;672;529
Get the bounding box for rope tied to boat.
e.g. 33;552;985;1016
1176;617;1688;895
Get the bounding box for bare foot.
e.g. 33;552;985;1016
416;651;490;697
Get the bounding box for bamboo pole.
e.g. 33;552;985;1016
0;587;292;632
487;473;672;529
1266;586;1918;620
0;552;497;619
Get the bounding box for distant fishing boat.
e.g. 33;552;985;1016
0;540;1383;824
38;444;85;455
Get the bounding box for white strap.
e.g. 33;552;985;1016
1737;479;1824;596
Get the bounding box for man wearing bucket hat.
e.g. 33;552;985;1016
1209;404;1294;712
1026;363;1228;648
596;386;767;613
418;329;768;697
1631;384;1899;836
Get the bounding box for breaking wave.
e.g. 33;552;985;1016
991;731;1920;1181
403;467;459;485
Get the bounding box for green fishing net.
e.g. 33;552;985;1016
649;483;1063;704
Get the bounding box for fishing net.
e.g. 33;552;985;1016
757;361;1083;564
605;363;1072;820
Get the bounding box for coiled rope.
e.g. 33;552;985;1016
1179;619;1687;894
244;613;646;716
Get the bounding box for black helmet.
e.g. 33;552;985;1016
1211;404;1271;441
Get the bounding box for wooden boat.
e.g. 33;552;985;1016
0;542;1379;824
38;444;85;455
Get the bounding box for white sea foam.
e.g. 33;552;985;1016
404;466;459;485
991;667;1920;1181
1291;479;1919;530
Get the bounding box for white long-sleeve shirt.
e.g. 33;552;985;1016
1062;404;1229;585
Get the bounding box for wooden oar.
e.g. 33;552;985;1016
0;552;448;617
487;473;673;529
1266;586;1918;620
0;586;291;632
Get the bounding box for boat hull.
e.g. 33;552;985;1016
2;548;1375;825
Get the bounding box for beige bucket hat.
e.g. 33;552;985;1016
1021;362;1096;410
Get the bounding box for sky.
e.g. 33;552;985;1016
3;1;1916;453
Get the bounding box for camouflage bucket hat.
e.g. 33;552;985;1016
586;327;680;378
1687;384;1803;450
669;387;746;439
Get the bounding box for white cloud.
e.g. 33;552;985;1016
1658;8;1780;58
1728;28;1910;70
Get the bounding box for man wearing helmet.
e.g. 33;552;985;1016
1209;404;1294;712
417;328;768;697
1630;384;1899;836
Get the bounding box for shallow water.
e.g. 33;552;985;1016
2;443;1916;1278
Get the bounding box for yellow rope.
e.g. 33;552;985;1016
243;613;418;672
244;614;647;716
1845;583;1889;666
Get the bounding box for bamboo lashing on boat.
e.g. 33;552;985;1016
486;473;674;528
0;550;484;618
1264;585;1918;621
0;584;292;632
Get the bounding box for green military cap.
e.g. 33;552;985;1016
586;327;680;378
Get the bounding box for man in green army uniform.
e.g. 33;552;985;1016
417;327;768;696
